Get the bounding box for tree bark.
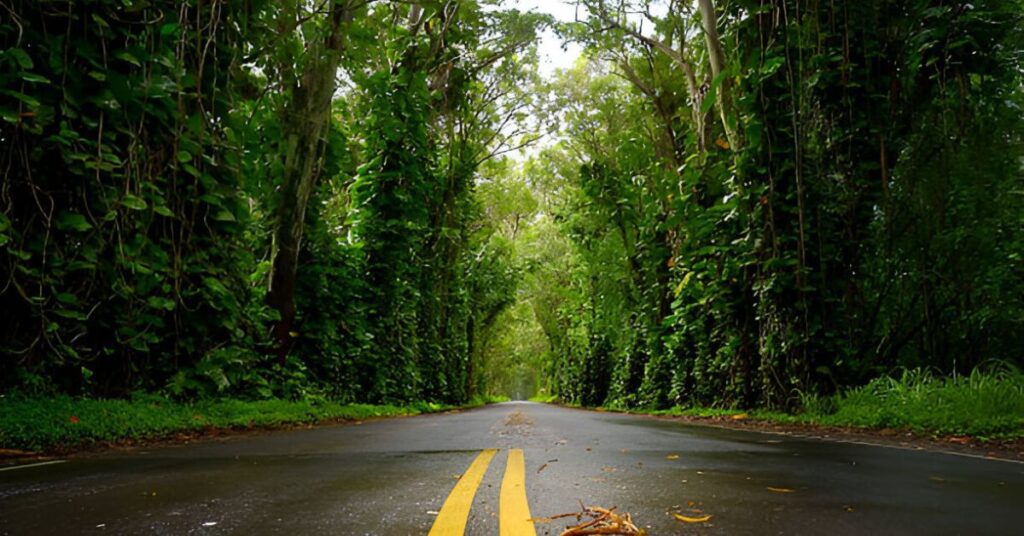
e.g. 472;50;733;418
267;1;353;361
697;0;739;150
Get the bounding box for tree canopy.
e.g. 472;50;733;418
2;0;1022;410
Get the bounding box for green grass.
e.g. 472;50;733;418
527;393;558;403
652;407;759;418
805;366;1024;438
621;366;1024;440
470;394;511;405
0;396;473;452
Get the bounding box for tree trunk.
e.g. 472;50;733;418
267;2;353;361
697;0;740;150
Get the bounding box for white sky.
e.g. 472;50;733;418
509;0;584;77
499;1;670;159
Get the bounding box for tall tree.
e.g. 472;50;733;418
266;0;358;359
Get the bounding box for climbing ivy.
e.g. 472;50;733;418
1;0;258;395
509;0;1024;410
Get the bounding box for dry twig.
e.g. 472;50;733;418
532;503;646;536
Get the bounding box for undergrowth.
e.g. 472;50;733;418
803;366;1024;438
0;395;480;452
620;366;1024;440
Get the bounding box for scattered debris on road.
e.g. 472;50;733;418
505;411;534;426
537;458;559;473
533;503;646;535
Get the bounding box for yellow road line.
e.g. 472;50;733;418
428;449;497;536
500;449;537;536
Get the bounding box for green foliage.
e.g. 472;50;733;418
339;3;541;404
1;1;538;408
1;0;260;395
468;393;511;406
350;65;435;400
0;395;456;452
497;0;1024;413
810;366;1024;438
3;0;1021;435
651;366;1024;439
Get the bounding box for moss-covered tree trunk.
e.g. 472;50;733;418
267;2;354;360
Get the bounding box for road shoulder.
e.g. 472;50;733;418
560;404;1024;463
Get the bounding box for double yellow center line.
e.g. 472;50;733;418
428;449;536;536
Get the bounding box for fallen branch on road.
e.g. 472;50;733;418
532;503;646;536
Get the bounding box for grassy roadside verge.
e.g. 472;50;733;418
613;368;1024;441
0;395;507;453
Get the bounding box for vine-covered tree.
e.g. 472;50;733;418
2;0;1021;413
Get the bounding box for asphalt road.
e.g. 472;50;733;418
2;402;1022;535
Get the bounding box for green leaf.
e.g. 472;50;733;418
761;56;785;78
127;336;151;352
115;51;142;67
154;205;174;217
122;194;148;211
56;293;79;305
54;309;87;321
56;213;93;232
2;90;40;108
146;296;176;311
160;23;179;36
7;48;33;69
745;121;763;149
19;72;50;84
203;277;230;297
199;193;223;206
213;209;236;222
701;71;729;115
673;272;694;297
177;150;193;163
90;13;110;29
0;105;18;123
67;260;97;272
205;368;230;391
700;89;717;115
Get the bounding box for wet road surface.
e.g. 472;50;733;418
2;402;1022;535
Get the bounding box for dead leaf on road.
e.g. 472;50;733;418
767;486;795;493
672;512;713;523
